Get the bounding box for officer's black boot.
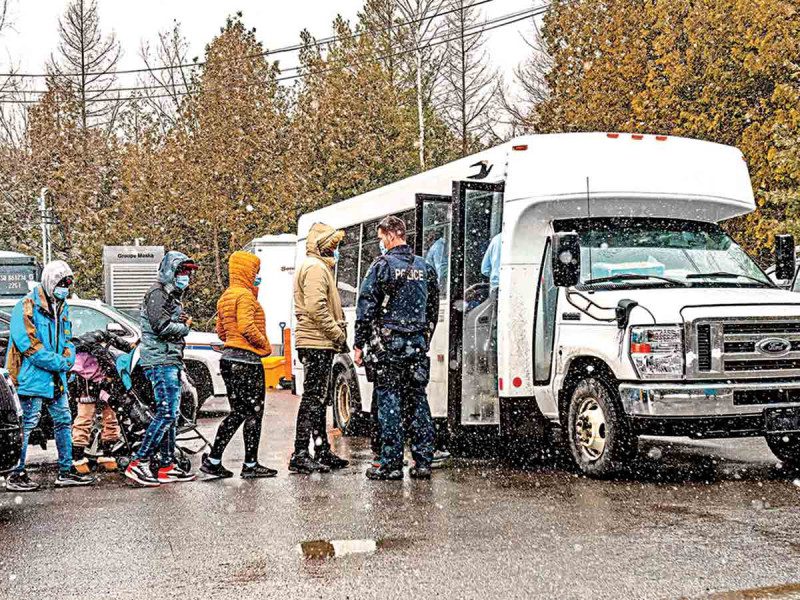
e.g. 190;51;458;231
289;451;331;475
365;465;403;481
409;466;432;480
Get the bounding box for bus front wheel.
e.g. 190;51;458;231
566;377;636;478
766;433;800;470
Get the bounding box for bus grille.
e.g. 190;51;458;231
689;319;800;379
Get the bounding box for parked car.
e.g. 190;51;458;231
0;296;226;409
0;367;22;474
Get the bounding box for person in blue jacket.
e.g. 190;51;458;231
354;215;439;481
4;260;96;492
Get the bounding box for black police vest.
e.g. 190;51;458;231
379;251;429;334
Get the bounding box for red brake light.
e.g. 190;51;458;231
606;133;620;139
631;134;644;141
655;135;668;141
631;342;652;353
512;144;528;151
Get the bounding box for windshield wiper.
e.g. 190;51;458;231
685;271;774;287
582;274;688;287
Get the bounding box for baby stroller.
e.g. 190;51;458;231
69;330;210;473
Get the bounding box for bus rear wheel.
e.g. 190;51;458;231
566;377;636;478
331;369;363;437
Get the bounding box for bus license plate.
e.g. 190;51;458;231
764;408;800;433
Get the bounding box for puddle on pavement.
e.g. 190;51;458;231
698;582;800;599
298;537;411;560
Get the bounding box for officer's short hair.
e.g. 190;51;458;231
377;215;406;239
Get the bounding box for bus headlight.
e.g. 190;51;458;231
630;326;684;379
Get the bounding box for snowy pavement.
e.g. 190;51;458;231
1;390;800;599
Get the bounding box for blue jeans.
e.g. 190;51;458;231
135;365;181;467
16;394;73;474
375;333;435;471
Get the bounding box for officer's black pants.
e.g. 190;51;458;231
294;348;334;455
209;358;265;465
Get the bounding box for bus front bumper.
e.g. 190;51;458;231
619;381;800;438
619;380;800;418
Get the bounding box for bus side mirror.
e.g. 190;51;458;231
552;233;581;287
775;234;796;281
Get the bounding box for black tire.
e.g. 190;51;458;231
566;377;637;478
331;369;363;436
766;433;800;469
177;455;192;474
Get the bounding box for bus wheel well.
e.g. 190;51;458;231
558;357;618;428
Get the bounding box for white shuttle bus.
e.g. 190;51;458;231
292;132;800;477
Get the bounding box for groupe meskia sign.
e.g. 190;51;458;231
103;246;164;264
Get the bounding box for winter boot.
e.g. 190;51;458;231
288;452;331;475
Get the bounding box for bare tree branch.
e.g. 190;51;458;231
48;0;121;131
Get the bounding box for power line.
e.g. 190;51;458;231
0;5;545;105
0;0;497;80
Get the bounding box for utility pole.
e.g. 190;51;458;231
38;188;50;265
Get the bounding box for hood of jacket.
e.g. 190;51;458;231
306;223;344;268
40;260;73;299
158;250;192;292
228;251;260;294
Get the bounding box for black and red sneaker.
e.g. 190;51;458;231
157;464;196;484
124;460;160;487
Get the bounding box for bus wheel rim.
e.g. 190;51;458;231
575;397;607;461
337;380;351;426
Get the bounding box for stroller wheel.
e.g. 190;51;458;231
117;455;131;471
177;456;192;473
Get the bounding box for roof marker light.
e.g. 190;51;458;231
655;135;668;141
606;133;619;139
512;144;528;151
631;134;644;140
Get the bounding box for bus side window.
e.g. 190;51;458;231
336;225;360;308
534;241;558;383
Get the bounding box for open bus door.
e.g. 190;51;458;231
448;181;505;446
414;194;452;424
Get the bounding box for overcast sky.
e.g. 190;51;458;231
0;0;540;90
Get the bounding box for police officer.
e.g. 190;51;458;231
354;215;439;481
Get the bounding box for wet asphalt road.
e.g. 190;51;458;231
1;391;800;600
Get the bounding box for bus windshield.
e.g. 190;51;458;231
555;218;772;289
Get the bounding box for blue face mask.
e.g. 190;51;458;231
175;275;190;290
379;240;387;255
254;276;262;287
333;248;340;263
53;286;69;301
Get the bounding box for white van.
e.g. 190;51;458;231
293;132;800;477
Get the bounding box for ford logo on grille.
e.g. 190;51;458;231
756;338;792;356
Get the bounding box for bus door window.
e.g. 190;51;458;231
336;225;361;308
460;186;503;425
534;241;558;383
421;202;452;299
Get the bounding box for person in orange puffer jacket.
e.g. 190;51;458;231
200;251;277;480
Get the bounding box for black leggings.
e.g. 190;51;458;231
209;358;266;464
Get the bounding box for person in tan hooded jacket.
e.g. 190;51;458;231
289;223;350;474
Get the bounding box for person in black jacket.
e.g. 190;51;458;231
354;215;439;481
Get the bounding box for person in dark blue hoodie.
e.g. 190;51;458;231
124;251;198;487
